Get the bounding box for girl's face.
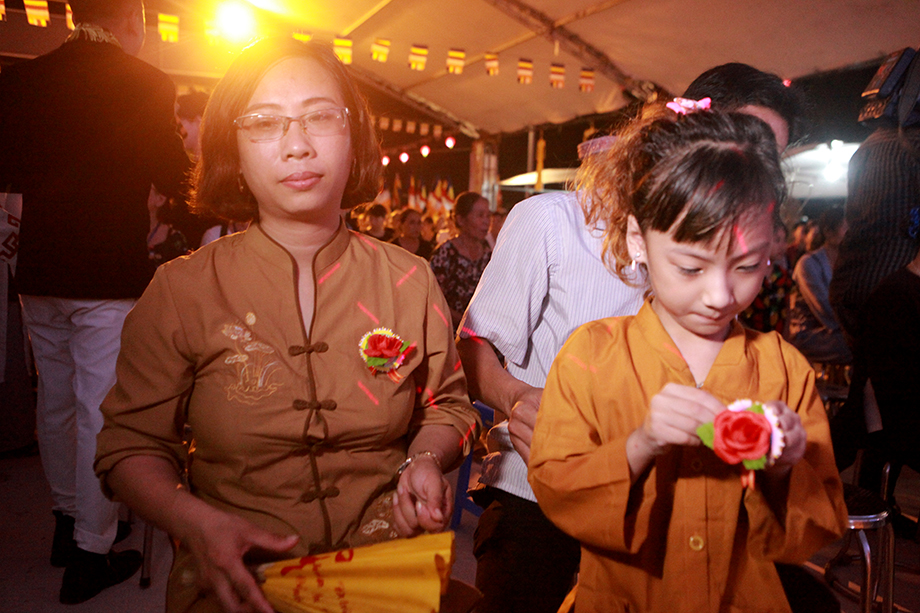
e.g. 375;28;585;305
456;198;491;241
237;57;353;227
629;208;773;342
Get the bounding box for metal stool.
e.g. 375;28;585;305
825;477;894;613
140;521;155;588
450;401;494;529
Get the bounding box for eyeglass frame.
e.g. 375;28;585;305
233;107;351;142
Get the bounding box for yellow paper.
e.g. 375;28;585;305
258;532;454;613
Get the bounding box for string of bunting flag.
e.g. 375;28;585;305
5;1;598;91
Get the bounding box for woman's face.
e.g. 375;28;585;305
237;57;353;227
401;211;422;239
456;198;491;241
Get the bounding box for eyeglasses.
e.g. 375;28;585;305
233;107;350;142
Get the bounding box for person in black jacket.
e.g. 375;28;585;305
0;0;190;603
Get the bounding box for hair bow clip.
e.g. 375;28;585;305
666;97;712;115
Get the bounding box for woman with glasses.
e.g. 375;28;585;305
94;37;478;613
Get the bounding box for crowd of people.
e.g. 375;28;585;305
1;1;918;611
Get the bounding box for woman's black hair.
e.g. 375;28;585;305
453;192;485;219
190;37;381;222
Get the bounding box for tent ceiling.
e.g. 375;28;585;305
3;0;919;137
230;0;920;135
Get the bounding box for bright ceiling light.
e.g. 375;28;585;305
823;164;845;183
420;145;431;157
381;155;390;166
399;152;409;163
216;1;256;43
445;136;456;149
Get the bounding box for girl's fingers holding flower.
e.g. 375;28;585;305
761;401;806;470
644;384;727;449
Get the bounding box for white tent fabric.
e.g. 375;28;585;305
3;0;918;136
238;0;920;134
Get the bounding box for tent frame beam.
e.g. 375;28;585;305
348;64;482;139
479;0;659;100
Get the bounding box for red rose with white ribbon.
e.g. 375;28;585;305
712;409;772;465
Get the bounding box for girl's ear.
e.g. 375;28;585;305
625;215;646;264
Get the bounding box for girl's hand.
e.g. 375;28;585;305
762;400;806;476
392;454;452;536
627;383;724;479
183;507;298;613
638;383;726;453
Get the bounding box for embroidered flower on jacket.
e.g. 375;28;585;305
221;322;280;403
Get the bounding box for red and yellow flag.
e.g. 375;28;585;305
24;0;49;27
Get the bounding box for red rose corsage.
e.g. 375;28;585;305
359;328;415;382
696;400;785;489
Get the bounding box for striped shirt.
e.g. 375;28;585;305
459;190;644;501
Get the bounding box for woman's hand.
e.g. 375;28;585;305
183;506;299;613
762;400;807;477
392;454;452;537
626;383;724;480
508;386;544;465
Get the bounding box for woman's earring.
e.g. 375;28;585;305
237;173;247;195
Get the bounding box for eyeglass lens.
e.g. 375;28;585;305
238;108;347;141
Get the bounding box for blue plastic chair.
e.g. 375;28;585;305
451;401;494;529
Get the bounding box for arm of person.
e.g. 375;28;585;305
528;322;679;554
456;336;543;463
107;456;298;613
743;344;848;563
456;196;557;462
94;269;298;612
794;253;841;332
392;265;481;536
392;424;466;536
147;71;192;200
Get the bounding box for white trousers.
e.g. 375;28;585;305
20;295;135;554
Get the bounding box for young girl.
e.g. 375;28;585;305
528;103;848;613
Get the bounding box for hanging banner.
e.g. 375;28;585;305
371;39;391;62
292;30;312;42
485;53;499;76
65;3;74;29
550;63;565;88
158;13;179;43
419;123;430;136
433;125;443;138
446;49;465;74
392;119;403;133
579;68;595;92
405;121;416;134
409;45;428;71
334;38;353;64
379;117;390;131
517;59;533;85
205;20;220;45
24;0;50;26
